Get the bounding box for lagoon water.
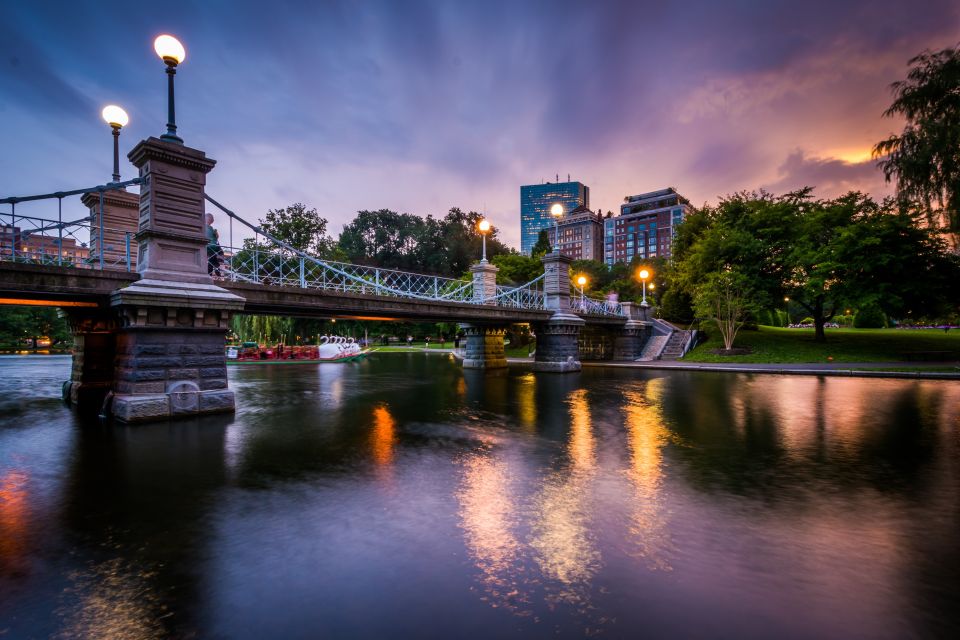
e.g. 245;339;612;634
1;354;958;639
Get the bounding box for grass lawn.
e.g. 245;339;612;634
684;326;960;363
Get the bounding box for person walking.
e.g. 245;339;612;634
205;213;223;277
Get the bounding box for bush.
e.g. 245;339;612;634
800;317;815;325
836;314;855;327
658;288;694;324
854;304;887;328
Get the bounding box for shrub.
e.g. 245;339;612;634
659;288;694;324
854;304;887;328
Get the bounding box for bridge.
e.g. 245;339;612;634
1;139;652;424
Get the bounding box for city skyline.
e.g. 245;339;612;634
2;0;958;249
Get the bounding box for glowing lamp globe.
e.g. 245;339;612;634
478;219;491;233
639;269;650;280
577;276;587;287
550;203;564;217
101;105;129;128
154;34;186;64
648;283;656;290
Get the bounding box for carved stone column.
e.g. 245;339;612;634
61;309;118;416
81;188;140;269
534;251;584;372
541;252;573;312
108;137;245;423
613;302;652;360
470;261;498;304
532;314;584;372
459;324;508;369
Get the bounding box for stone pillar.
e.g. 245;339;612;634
613;302;652;360
108;137;245;423
459;324;508;369
61;309;117;416
471;260;498;304
81;188;139;269
541;252;572;312
533;252;584;372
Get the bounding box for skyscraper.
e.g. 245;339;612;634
520;180;590;255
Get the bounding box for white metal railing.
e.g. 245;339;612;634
0;179;142;272
570;295;625;317
207;195;547;310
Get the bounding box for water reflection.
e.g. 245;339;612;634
56;555;165;640
529;388;601;612
456;452;527;612
0;470;30;576
2;357;959;639
370;404;397;467
622;381;673;571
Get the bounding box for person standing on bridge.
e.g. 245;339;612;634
205;213;223;277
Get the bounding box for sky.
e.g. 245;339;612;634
2;0;958;249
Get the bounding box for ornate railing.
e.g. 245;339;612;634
570;295;625;317
0;179;142;272
206;195;547;310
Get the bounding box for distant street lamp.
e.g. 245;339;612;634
550;203;564;254
153;34;186;144
784;296;790;324
101;105;129;183
576;275;587;308
478;218;491;263
638;268;651;306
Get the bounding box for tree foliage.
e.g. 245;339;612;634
692;270;758;350
260;203;337;257
672;189;960;343
338;207;508;277
0;306;71;348
874;44;960;248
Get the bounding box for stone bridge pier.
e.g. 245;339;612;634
460;259;509;370
64;137;245;423
533;253;584;372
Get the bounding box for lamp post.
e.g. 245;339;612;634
478;218;491;263
550;203;564;255
576;275;587;309
101;105;129;183
153;34;186;145
638;268;650;306
784;296;790;326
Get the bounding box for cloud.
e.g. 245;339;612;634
763;149;893;198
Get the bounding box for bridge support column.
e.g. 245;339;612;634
460;324;508;369
61;309;117;416
81;188;139;269
613;302;652;360
107;137;245;424
533;252;584;372
471;260;498;303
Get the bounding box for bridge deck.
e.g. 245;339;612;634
0;263;625;325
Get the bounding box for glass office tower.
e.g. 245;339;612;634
520;181;590;255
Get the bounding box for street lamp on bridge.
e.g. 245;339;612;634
101;105;129;183
478;218;491;263
638;268;651;307
550;203;564;255
576;275;587;308
153;34;186;145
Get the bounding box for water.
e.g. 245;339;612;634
1;354;958;639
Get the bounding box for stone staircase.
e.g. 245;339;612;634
659;330;690;361
637;334;668;361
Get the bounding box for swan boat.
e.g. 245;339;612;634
226;336;369;364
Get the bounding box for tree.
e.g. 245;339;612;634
0;306;71;348
491;252;543;285
531;229;552;258
672;189;960;343
260;203;336;257
693;270;758;351
874;45;960;249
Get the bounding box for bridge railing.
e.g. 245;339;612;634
570;295;625;317
207;195;552;309
0;179;142;272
